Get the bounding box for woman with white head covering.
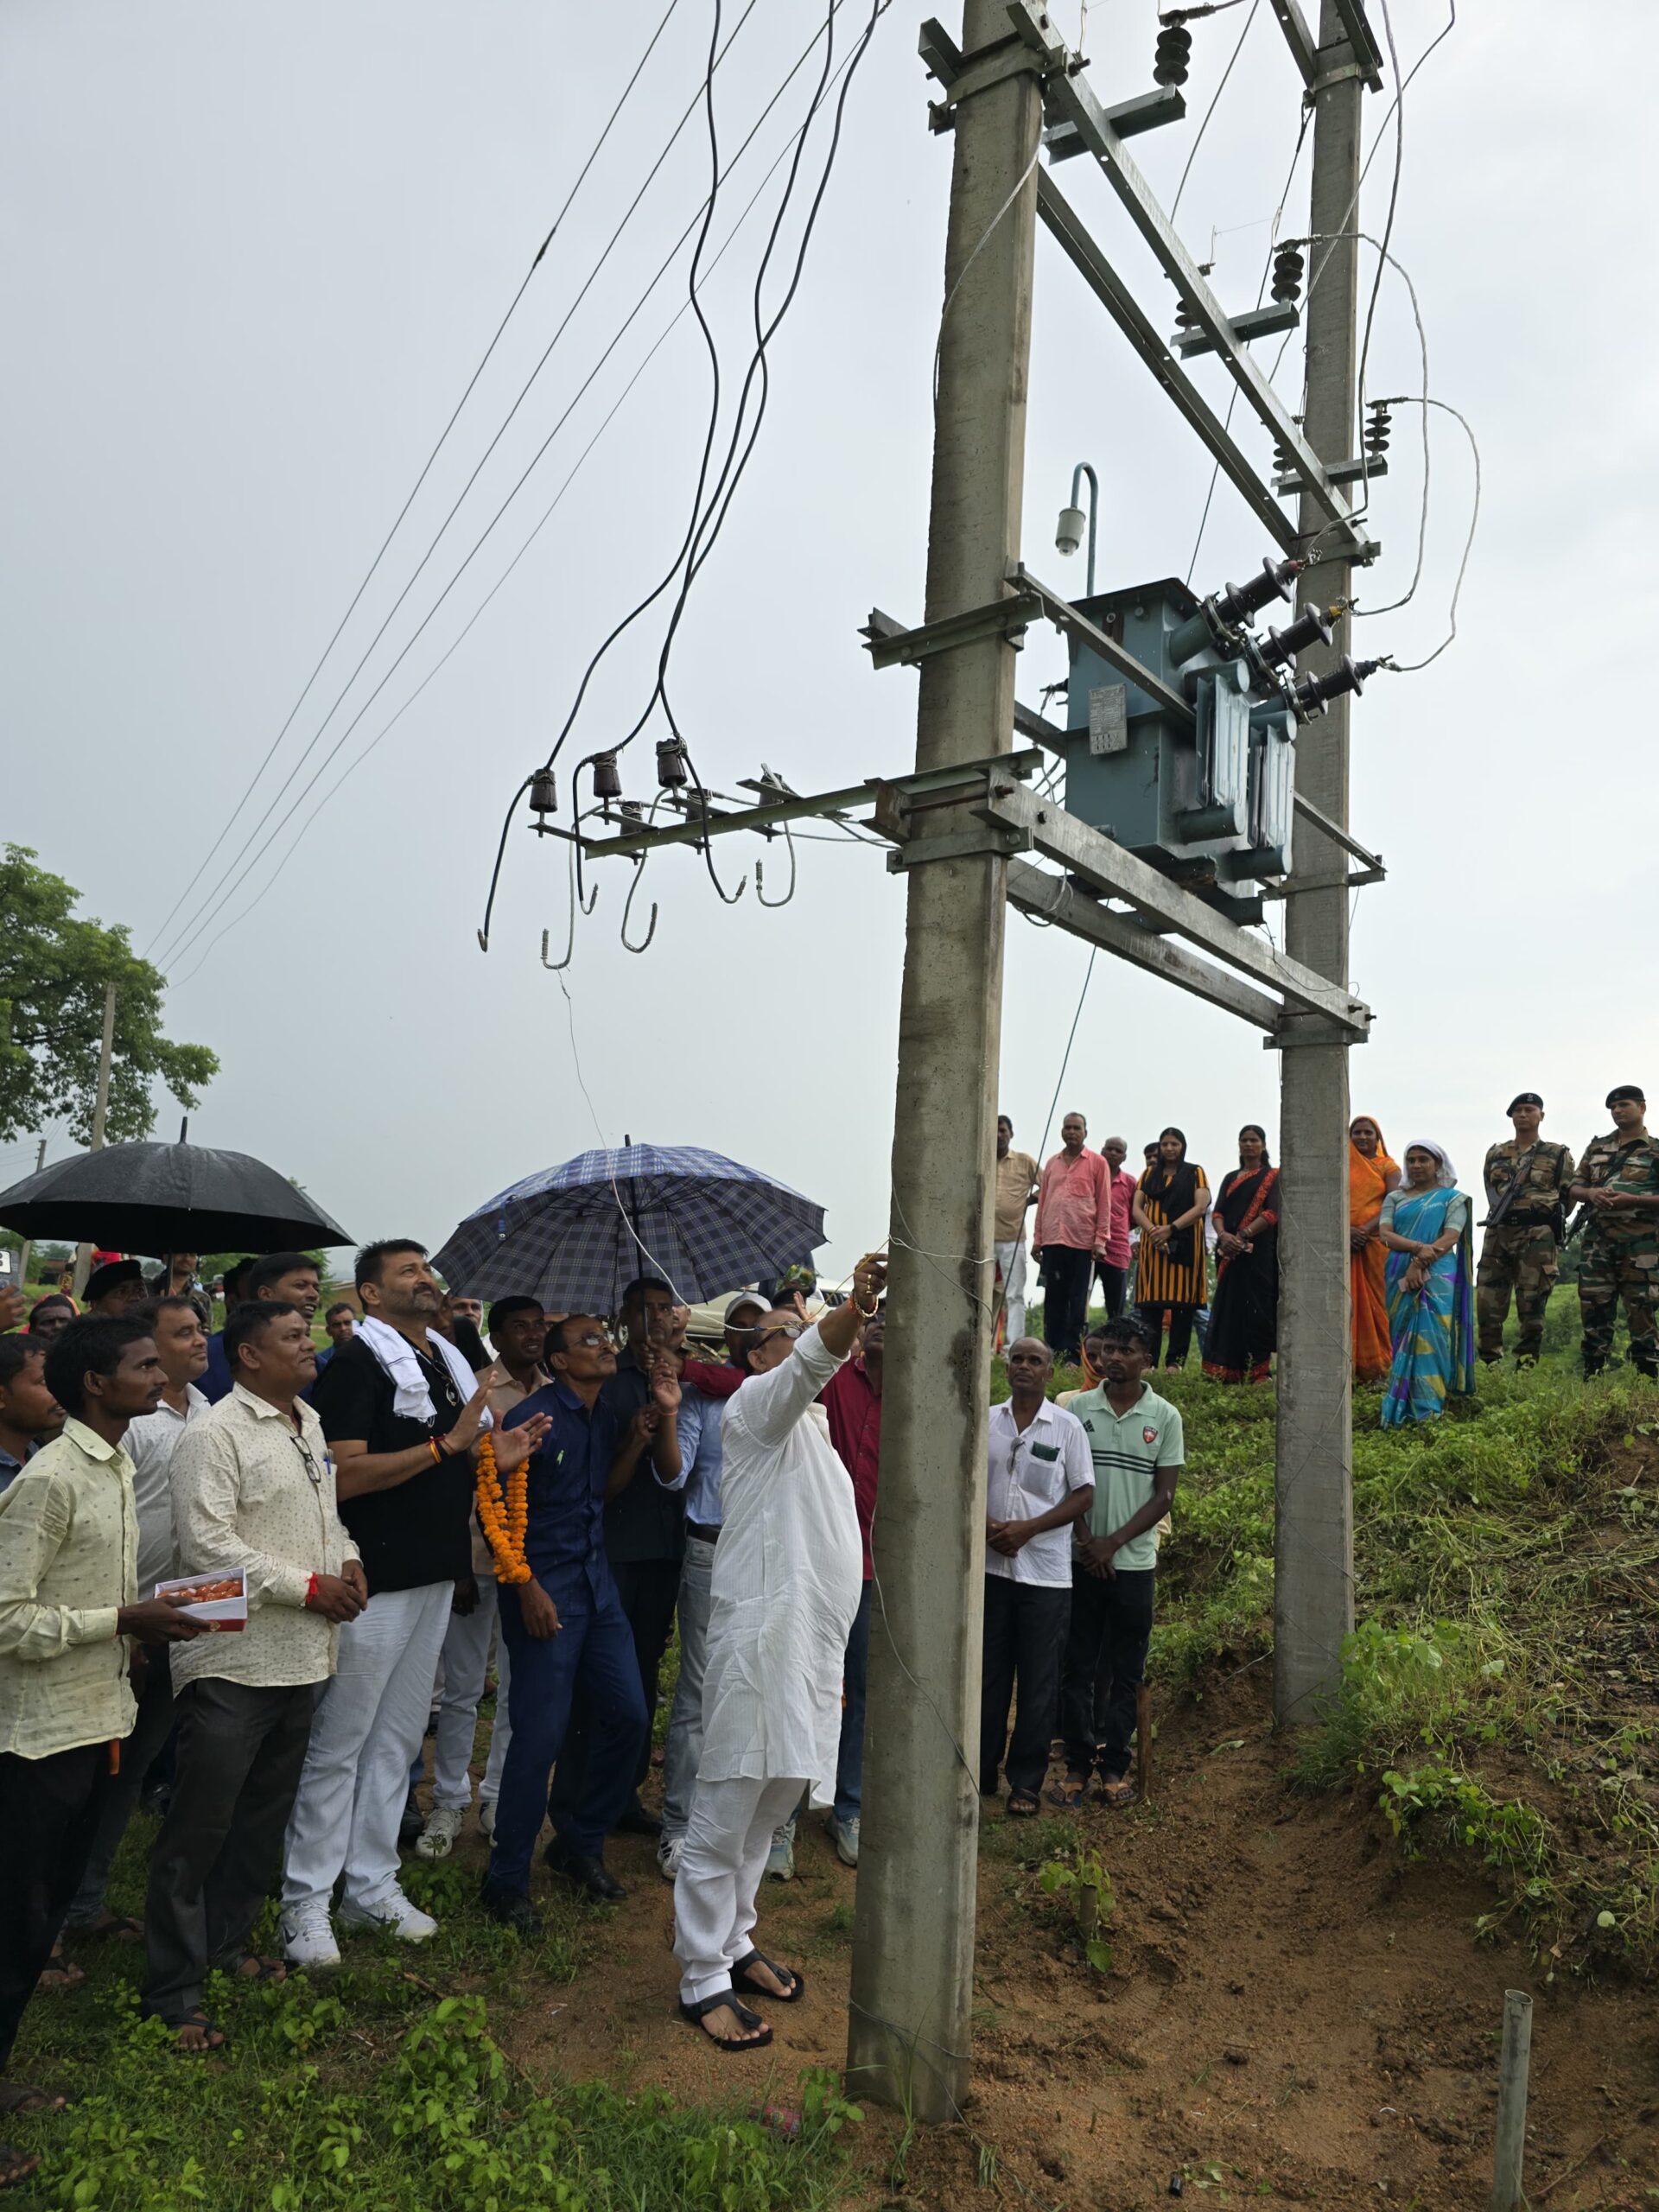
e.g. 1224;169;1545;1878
1376;1140;1477;1423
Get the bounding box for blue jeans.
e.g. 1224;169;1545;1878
834;1580;873;1825
487;1579;646;1893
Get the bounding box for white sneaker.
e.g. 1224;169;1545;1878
764;1824;796;1882
338;1890;438;1943
478;1798;497;1841
657;1833;685;1883
829;1814;860;1867
416;1806;465;1860
281;1900;341;1970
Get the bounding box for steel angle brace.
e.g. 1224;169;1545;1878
1041;68;1376;562
918;3;1066;133
1008;563;1194;724
982;782;1372;1038
861;590;1044;672
1036;170;1295;554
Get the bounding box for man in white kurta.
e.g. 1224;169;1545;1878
673;1254;883;2049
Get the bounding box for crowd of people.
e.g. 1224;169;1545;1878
996;1082;1659;1420
0;1077;1654;2176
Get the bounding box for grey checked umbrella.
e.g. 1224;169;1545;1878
430;1144;825;1313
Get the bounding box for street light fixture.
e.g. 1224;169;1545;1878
1055;460;1099;596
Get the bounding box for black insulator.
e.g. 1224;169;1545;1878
1293;654;1380;714
1213;555;1302;626
1270;243;1305;306
1172;296;1202;346
1272;437;1294;477
655;737;689;789
1154;21;1192;86
1364;399;1393;463
592;750;623;801
528;768;557;817
1262;604;1334;664
618;799;645;823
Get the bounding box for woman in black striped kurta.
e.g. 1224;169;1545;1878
1131;1127;1211;1369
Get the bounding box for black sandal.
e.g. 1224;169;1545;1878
0;2144;41;2190
228;1956;288;1984
1006;1791;1040;1817
0;2085;67;2118
169;2012;226;2054
678;1990;773;2052
731;1949;805;2004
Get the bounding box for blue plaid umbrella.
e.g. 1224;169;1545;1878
429;1144;826;1313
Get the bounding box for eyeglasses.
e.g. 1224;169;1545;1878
570;1332;611;1350
754;1324;804;1349
290;1433;324;1489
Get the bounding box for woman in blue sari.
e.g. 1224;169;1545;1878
1377;1139;1477;1425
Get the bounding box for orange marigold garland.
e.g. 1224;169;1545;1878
474;1430;532;1584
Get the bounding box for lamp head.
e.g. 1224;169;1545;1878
1056;504;1086;557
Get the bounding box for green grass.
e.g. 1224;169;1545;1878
1134;1287;1659;1969
10;1805;859;2210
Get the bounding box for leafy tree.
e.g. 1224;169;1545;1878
0;845;219;1147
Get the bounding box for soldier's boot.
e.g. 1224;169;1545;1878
1514;1352;1539;1370
1632;1342;1659;1382
1583;1350;1608;1378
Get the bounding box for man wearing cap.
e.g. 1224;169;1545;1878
1570;1087;1659;1379
81;1261;149;1319
1477;1095;1575;1368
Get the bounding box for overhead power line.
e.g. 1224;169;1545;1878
145;0;694;964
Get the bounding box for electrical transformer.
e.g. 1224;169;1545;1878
1060;556;1376;922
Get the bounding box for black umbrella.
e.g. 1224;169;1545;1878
0;1141;353;1257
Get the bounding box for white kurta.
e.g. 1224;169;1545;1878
699;1322;862;1808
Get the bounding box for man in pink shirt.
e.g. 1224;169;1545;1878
1033;1112;1110;1365
1094;1135;1137;1321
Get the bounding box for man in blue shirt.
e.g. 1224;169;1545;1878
198;1258;254;1404
481;1314;682;1932
0;1338;62;1491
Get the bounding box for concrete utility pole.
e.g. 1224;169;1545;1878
71;980;118;1300
846;0;1041;2124
1274;0;1363;1722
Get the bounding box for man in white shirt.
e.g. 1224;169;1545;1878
979;1338;1094;1815
61;1295;211;1940
673;1253;885;2053
143;1301;366;2049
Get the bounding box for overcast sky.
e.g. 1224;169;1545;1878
4;2;1653;1283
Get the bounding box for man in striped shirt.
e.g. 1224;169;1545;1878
1055;1315;1182;1809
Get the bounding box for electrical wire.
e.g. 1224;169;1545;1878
1364;395;1478;669
932;140;1041;408
170;19;881;984
1036;947;1096;1167
144;0;692;963
154;0;777;976
1354;0;1404;446
1169;0;1261;226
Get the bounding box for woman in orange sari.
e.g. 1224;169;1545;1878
1350;1114;1401;1384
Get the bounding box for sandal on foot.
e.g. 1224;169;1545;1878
1045;1778;1090;1809
229;1955;288;1983
170;2012;226;2053
80;1911;143;1942
0;2144;41;2190
0;2085;68;2117
35;1953;84;1993
1096;1777;1140;1809
732;1950;805;2005
1006;1791;1040;1817
679;1991;772;2052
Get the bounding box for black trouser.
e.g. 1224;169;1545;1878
0;1742;112;2073
1058;1562;1155;1782
547;1555;680;1829
1040;1245;1096;1364
143;1677;314;2025
64;1648;175;1929
1135;1300;1198;1370
1094;1262;1128;1321
979;1576;1071;1800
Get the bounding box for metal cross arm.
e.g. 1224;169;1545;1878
1009;563;1195;723
861;590;1046;671
575;750;1047;862
982;782;1372;1039
1041;67;1377;560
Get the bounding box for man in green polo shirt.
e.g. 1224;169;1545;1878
1053;1314;1182;1808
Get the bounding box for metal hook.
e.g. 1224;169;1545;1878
540;839;591;971
620;855;658;952
755;817;798;907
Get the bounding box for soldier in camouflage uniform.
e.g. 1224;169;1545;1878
1570;1084;1659;1379
1477;1092;1574;1366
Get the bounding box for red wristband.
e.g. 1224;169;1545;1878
306;1572;319;1604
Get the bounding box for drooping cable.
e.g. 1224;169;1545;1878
1169;0;1262;225
145;0;691;962
1363;396;1478;667
170;22;879;982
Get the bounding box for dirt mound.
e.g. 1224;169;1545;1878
494;1669;1657;2209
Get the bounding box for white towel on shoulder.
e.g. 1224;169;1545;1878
356;1315;493;1430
